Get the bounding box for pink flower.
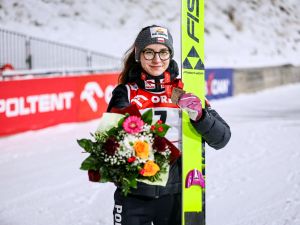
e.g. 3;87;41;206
123;116;144;134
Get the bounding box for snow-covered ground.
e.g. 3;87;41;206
1;0;300;68
1;84;300;225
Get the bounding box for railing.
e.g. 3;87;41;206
0;27;121;72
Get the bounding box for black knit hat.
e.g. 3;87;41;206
134;25;174;62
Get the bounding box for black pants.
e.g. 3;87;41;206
113;189;181;225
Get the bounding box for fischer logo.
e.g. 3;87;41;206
187;0;200;43
80;82;104;112
0;92;74;118
206;72;230;96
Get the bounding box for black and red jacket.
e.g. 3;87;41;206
107;60;231;198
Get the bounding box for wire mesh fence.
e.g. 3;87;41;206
0;27;121;72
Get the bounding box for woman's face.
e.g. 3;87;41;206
140;44;170;76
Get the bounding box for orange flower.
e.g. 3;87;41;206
134;141;149;159
142;160;160;176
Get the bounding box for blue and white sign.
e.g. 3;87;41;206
205;69;233;100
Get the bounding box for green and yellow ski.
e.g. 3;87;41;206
181;0;205;224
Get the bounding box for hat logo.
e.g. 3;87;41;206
156;28;166;33
150;27;168;40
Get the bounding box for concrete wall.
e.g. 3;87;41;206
234;65;300;95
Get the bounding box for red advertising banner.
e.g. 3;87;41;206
0;73;119;136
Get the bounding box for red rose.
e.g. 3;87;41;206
139;169;145;175
103;137;119;156
153;136;167;152
127;156;136;163
88;170;101;182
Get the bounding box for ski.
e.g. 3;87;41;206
181;0;205;225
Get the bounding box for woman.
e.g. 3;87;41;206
107;25;231;225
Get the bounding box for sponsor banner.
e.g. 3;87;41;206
0;73;119;136
205;69;233;100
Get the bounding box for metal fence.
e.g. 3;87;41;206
0;27;121;71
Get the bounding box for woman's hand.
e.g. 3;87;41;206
178;93;202;121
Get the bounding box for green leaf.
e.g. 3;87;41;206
80;155;99;170
118;117;126;128
129;178;137;189
142;109;153;125
77;139;94;152
121;176;138;196
98;167;110;183
106;127;119;136
155;124;170;137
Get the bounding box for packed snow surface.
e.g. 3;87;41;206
1;84;300;225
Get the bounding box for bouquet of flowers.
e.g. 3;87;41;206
77;106;179;195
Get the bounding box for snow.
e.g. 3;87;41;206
1;0;300;68
1;84;300;225
206;84;300;225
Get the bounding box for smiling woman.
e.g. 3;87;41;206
101;25;231;225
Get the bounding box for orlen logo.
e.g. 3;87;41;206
80;82;104;112
206;72;230;96
130;94;173;109
80;82;115;112
131;95;149;108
